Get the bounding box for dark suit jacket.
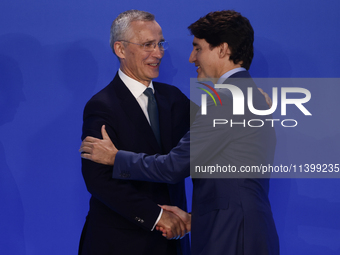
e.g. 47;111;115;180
79;73;191;255
112;71;280;255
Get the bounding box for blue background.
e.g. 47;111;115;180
1;0;339;254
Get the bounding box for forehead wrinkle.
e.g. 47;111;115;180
131;27;163;44
127;21;147;42
139;35;164;44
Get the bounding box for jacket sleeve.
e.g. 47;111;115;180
112;131;190;184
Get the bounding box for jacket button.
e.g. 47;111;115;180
135;217;144;223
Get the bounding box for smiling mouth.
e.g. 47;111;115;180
148;63;159;67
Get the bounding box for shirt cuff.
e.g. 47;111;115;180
151;208;163;231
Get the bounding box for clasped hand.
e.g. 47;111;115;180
156;205;191;240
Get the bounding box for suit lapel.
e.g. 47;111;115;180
113;74;161;152
154;86;172;154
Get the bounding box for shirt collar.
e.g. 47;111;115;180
216;67;247;84
118;69;155;99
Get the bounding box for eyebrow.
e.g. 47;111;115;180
142;38;165;43
192;42;200;47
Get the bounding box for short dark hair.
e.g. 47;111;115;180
188;10;254;70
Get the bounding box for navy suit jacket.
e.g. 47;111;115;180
79;73;191;255
112;71;280;255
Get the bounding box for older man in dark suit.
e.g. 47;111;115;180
78;10;191;255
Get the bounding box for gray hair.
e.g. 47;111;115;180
109;10;155;54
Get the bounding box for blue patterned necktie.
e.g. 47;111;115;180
143;88;161;148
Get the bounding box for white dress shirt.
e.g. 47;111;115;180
118;69;154;124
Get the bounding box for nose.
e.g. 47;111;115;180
189;49;196;63
152;44;164;59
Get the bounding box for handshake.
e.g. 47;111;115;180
156;205;191;240
79;126;191;239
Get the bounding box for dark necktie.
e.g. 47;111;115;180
143;88;161;148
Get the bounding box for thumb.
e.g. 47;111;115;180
160;205;173;211
101;125;110;140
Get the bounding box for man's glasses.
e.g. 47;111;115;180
119;40;169;52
